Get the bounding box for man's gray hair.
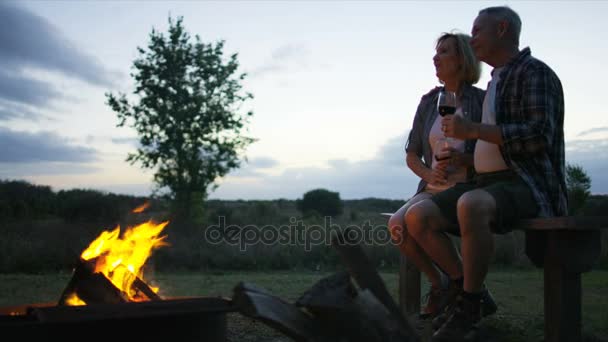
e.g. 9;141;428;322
479;6;521;45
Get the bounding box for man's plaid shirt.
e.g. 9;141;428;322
495;47;567;217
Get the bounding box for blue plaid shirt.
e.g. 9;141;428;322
495;48;567;217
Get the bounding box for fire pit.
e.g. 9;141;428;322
0;208;236;341
0;296;235;341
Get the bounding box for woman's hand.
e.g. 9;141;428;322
438;147;473;168
428;163;448;185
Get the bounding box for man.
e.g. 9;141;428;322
404;6;567;341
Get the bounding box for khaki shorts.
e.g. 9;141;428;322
429;170;539;234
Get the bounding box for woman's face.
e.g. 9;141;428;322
433;37;461;84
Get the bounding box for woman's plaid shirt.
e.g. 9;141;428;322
495;47;568;217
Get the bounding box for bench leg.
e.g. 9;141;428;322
544;233;582;342
399;254;421;317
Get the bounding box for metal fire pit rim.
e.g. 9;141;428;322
0;296;236;323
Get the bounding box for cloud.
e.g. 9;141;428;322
0;162;99;176
565;138;608;159
0;69;64;108
0;3;121;119
210;133;417;200
111;137;139;146
93;183;154;197
247;156;279;169
224;156;280;179
0;99;51;121
271;44;308;61
248;43;311;78
210;134;608;200
577;126;608;137
0;127;98;163
566;137;608;195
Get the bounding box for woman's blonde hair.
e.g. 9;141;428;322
436;32;481;85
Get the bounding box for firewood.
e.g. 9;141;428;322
331;228;420;342
132;276;162;301
57;258;127;305
352;289;417;342
232;282;328;342
295;271;356;311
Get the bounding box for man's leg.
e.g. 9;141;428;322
456;189;497;293
430;189;496;341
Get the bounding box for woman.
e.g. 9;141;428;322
388;32;484;318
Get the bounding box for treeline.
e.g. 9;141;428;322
0;179;607;273
0;180;155;223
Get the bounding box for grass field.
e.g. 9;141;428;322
1;268;606;341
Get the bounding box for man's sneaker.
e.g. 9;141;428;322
431;294;481;342
480;286;498;317
432;283;497;330
431;279;463;330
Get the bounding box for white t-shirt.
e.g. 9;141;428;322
474;67;509;173
426;106;467;191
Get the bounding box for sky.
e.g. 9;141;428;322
0;0;607;200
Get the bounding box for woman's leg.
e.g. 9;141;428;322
388;192;444;288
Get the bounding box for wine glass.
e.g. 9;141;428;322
434;138;451;162
437;90;457;117
434;90;457;162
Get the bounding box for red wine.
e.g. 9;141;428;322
438;105;456;116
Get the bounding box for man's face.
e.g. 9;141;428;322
470;13;498;63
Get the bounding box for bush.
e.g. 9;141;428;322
296;188;343;217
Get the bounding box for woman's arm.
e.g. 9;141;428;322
406;151;447;185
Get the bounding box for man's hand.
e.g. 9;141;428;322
441;115;476;140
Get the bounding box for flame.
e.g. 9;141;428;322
65;293;86;306
132;202;150;213
79;220;169;301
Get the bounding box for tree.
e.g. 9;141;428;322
566;162;592;215
106;16;255;221
297;188;343;217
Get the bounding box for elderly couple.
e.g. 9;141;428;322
388;5;566;341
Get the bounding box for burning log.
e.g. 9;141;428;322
58;259;127;306
132;276;162;301
58;219;168;306
58;259;162;305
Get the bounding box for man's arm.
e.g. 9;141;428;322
441;116;503;145
469;122;503;145
500;66;562;156
443;65;561;155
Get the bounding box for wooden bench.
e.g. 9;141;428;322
397;216;608;342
